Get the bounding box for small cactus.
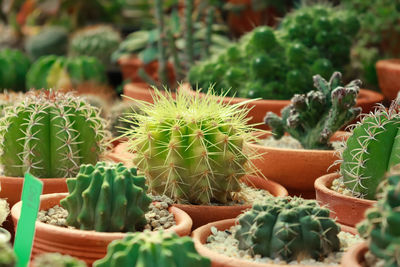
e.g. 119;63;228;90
33;253;86;267
235;196;341;262
107;101;140;137
0;240;16;267
93;231;211;267
60;162;151;232
265;72;361;150
0;49;31;91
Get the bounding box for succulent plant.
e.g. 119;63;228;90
125;88;259;204
107;101;140;137
26;55;107;90
0;91;108;178
93;230;211;267
0;240;16;267
0;49;31;91
235;196;341;262
60;162;151;232
32;253;86;267
265;72;361;150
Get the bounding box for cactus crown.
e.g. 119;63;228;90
235;196;341;262
33;253;87;267
93;230;211;267
124;87;260;204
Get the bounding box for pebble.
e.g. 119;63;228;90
260;136;344;150
331;177;359;197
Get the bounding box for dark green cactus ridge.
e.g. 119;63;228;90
265;72;361;150
235;196;341;262
33;253;87;267
60;162;151;232
93;231;211;267
0;91;108;178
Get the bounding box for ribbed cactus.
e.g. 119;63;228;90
340;98;400;199
33;253;87;267
125;88;259;204
60;162;151;232
0;241;16;267
265;72;361;150
108;101;140;137
0;91;108;178
235;196;341;262
93;231;211;267
0;49;31;91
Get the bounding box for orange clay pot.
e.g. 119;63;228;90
106;142;133;167
341;242;368;267
376;59;400;101
11;193;192;266
192;218;357;267
315;173;376;228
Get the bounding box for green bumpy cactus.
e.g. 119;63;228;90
235;196;341;262
265;72;361;150
26;55;107;90
340;99;400;200
93;231;211;267
0;91;108;178
125;88;259;204
0;49;31;91
0;241;16;267
60;162;151;232
33;253;86;267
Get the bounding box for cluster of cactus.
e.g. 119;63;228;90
0;49;31;91
33;253;87;267
25;26;69;60
26;55;107;90
93;231;211;267
125;88;259;204
60;162;151;232
235;196;341;262
265;72;361;150
340;97;400;200
0;240;16;267
69;25;121;66
0;91;108;178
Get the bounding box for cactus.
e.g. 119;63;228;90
265;72;361;150
108;101;141;137
32;253;86;267
60;162;151;232
69;25;121;66
0;241;16;267
93;230;211;267
26;55;107;90
25;26;69;60
340;98;400;200
0;49;31;91
235;196;341;262
125;88;259;204
0;91;108;178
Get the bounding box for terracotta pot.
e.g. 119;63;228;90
106;142;133;167
192;218;357;267
123;82;184;103
247;131;349;198
11;193;192;266
341;242;368;267
376;59;400;101
315;173;375;228
174;175;288;230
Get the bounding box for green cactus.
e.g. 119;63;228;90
60;162;151;232
93;230;211;267
69;25;121;66
265;72;361;150
25;26;69;60
340;98;400;200
32;253;86;267
108;101;140;137
0;91;108;178
26;55;107;90
0;49;31;91
0;241;16;267
125;88;259;205
235;196;341;262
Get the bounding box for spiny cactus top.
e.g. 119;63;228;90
60;162;151;232
93;230;211;267
124;88;259;204
235;196;340;262
0;48;31;91
32;253;87;267
265;72;361;150
0;91;108;178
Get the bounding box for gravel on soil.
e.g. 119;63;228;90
330;177;360;198
260;136;344;150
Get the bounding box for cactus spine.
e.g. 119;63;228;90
33;253;87;267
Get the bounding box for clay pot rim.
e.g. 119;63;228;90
341;241;368;267
376;58;400;69
11;193;192;241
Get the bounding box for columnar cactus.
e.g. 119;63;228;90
0;241;16;267
265;72;361;150
33;253;87;267
93;231;211;267
0;49;31;91
0;91;108;178
235;196;341;262
125;88;259;204
60;162;151;232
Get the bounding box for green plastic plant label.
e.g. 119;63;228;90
14;173;43;267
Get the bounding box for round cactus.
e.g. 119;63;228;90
33;253;86;267
0;48;31;91
0;240;16;267
93;230;211;267
235;196;341;262
60;162;151;232
125;88;259;204
108;101;141;137
0;91;108;178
